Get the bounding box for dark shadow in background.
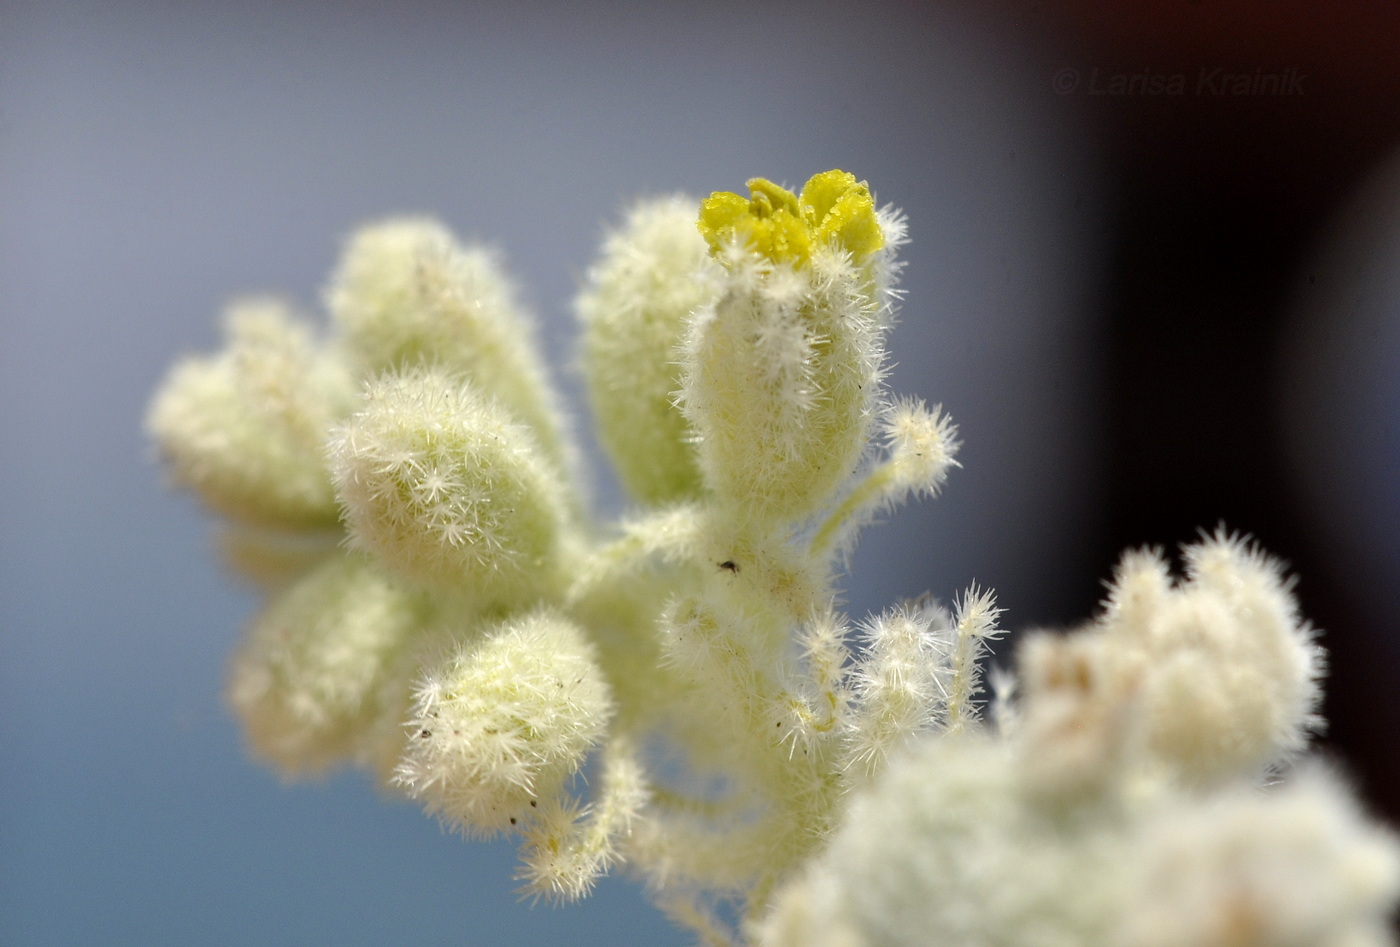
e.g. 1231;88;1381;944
1002;0;1400;823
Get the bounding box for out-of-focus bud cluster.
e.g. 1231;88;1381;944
760;536;1395;947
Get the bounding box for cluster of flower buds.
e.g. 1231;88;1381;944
762;535;1397;947
149;172;1398;946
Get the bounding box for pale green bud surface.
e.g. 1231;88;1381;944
326;217;572;472
328;366;568;603
395;610;612;837
227;552;429;776
578;197;716;505
683;171;895;522
146;298;356;529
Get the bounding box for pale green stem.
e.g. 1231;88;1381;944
809;460;898;556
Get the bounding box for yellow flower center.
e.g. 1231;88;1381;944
697;169;883;266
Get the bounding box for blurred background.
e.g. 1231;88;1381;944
2;1;1397;943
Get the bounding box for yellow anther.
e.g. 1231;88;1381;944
698;170;883;265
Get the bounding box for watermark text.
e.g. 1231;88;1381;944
1053;66;1307;97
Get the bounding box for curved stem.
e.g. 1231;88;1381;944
808;461;897;557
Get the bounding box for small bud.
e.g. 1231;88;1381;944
328;367;569;603
577;197;717;504
945;587;1003;734
881;398;960;503
326;218;572;471
395;611;613;836
227;552;429;776
146;298;355;529
516;738;648;903
843;601;955;779
808;399;961;556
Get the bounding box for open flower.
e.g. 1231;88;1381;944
697;169;884;266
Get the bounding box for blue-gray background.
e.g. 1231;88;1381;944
2;2;1395;945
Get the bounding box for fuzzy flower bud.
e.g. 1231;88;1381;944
842;602;955;779
226;552;429;776
326;217;571;470
682;171;901;522
146;298;356;529
578;196;718;505
395;611;613;836
328;366;569;602
1100;532;1325;785
880;398;960;503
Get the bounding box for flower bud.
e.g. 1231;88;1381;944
328;366;568;604
227;552;429;776
146;298;355;529
578;197;716;504
1100;531;1325;785
395;611;612;836
682;171;899;522
326;218;571;471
